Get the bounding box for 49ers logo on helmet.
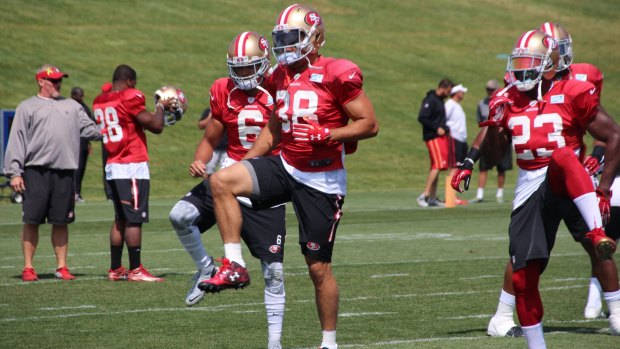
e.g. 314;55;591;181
306;242;320;251
305;12;322;26
542;36;557;49
177;90;187;104
259;37;269;51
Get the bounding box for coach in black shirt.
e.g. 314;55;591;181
417;78;454;207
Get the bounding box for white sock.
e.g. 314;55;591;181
224;243;245;267
522;323;546;349
320;330;337;349
495;289;516;319
574;192;603;229
603;290;620;304
265;290;285;344
178;227;211;271
496;188;504;198
586;277;603;310
477;188;484;200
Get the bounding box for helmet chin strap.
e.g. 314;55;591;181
227;85;272;110
227;86;240;109
537;79;544;102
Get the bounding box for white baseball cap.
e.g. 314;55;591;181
450;84;468;95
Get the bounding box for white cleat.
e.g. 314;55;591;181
416;194;429;207
268;340;282;349
584;305;604;319
185;267;215;306
487;315;523;337
610;314;620;335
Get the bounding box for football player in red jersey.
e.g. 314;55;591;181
542;21;620;322
480;23;620;339
93;64;171;282
201;5;378;349
452;30;620;347
168;31;288;349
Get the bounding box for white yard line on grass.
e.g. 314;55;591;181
339;312;397;317
370;273;409;278
0;276;104;286
459;274;499;280
40;305;97;311
439;314;492;320
290;330;588;349
0;283;588;323
1;248;187;261
0;252;586;286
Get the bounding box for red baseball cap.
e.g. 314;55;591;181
100;82;113;92
35;64;69;80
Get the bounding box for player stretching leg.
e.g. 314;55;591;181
452;29;620;348
168;32;287;349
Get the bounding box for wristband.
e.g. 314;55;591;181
591;145;605;161
466;148;481;163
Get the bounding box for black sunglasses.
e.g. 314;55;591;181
44;78;63;84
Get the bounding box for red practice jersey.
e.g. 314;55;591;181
209;78;279;161
499;79;599;170
565;63;604;99
93;88;149;164
268;56;364;172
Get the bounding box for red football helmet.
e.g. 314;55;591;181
154;85;188;126
539;22;573;72
227;31;271;90
272;4;325;65
506;30;559;92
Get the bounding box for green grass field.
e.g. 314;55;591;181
0;192;618;348
1;1;620;348
1;0;620;198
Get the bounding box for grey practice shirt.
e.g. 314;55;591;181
3;95;102;177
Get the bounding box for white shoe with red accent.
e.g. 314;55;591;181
185;266;216;306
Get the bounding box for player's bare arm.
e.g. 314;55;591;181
329;91;379;141
190;115;225;178
243;109;281;160
586;108;620;195
136;100;168;134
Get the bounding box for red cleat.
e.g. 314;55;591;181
127;265;164;282
55;267;76;280
198;257;250;293
456;197;469;206
586;227;616;260
22;267;38;282
107;266;128;281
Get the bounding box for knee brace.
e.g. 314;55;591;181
169;201;200;237
512;260;544;326
262;261;284;295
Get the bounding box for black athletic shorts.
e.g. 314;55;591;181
606;207;620;241
243;155;345;262
22;167;75;225
479;147;513;172
452;139;468;166
181;179;286;263
108;178;150;224
509;175;589;273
